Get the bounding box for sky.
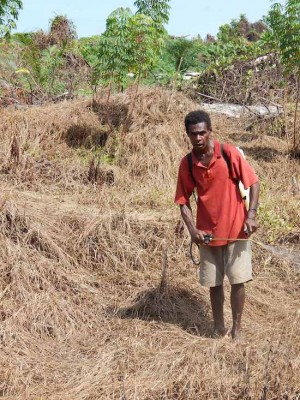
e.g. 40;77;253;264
14;0;277;39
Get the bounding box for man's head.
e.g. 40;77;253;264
184;110;212;153
184;110;212;134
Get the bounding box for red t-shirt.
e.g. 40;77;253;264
175;141;259;246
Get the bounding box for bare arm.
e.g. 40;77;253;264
180;204;207;245
245;181;260;235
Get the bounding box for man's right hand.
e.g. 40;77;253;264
179;205;211;246
191;229;209;245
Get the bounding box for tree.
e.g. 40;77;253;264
78;35;101;70
163;36;203;72
128;13;166;77
0;0;22;37
134;0;170;25
264;0;300;155
96;1;170;91
265;1;300;74
197;14;267;75
96;8;134;91
48;15;77;46
13;15;84;100
217;14;267;44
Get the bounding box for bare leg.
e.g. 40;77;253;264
210;285;226;336
230;283;245;340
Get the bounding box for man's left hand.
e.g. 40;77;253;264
245;217;259;236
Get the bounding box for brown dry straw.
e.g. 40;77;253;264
0;86;299;399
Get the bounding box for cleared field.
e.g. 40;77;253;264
0;87;299;399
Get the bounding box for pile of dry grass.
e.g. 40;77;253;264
0;86;299;399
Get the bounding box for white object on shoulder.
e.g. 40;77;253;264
236;147;250;210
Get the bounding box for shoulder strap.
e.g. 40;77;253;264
221;143;230;172
186;152;198;203
221;143;241;186
186;152;196;185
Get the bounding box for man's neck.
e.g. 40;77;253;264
193;140;214;160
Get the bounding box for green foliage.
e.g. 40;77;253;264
11;16;86;98
134;0;170;25
15;37;67;95
0;0;22;37
163;36;203;72
96;8;134;89
95;2;169;90
198;14;267;74
263;0;300;75
263;0;300;155
259;208;293;242
192;14;268;76
258;199;294;243
48;14;77;46
14;32;42;82
132;13;268;87
0;39;18;95
39;45;66;94
217;14;267;43
128;13;165;75
78;35;101;68
200;39;261;74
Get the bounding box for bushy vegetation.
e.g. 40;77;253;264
0;2;296;100
0;0;299;158
0;0;22;36
1;1;299;157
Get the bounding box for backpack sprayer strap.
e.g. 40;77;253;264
186;152;197;203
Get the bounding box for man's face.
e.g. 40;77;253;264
187;122;211;152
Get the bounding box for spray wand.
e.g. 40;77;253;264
190;233;263;266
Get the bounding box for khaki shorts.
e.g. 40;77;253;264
199;240;252;287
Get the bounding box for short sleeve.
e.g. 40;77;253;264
174;156;196;205
223;144;259;189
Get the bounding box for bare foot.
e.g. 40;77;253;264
231;328;241;342
211;328;228;339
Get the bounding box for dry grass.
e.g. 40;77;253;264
0;86;299;399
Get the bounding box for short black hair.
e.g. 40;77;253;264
184;110;212;134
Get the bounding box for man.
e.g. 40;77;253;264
175;110;259;340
